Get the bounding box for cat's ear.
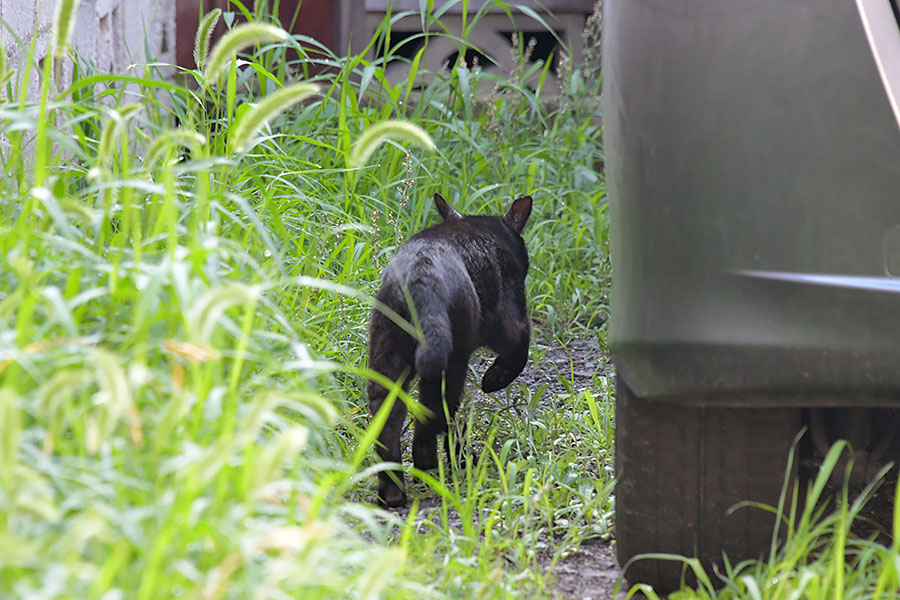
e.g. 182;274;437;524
434;193;462;221
503;195;532;233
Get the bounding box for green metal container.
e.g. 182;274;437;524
604;0;900;589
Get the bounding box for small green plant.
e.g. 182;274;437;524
624;442;900;600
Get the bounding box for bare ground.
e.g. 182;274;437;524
545;538;626;600
516;335;626;600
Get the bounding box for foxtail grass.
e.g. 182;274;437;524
203;22;290;84
194;8;223;69
348;119;437;169
228;82;320;153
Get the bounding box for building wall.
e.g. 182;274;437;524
1;0;175;80
176;0;343;71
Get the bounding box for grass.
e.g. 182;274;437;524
632;443;900;600
0;1;611;598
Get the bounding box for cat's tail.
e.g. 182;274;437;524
411;279;453;380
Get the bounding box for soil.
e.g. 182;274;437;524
545;538;627;600
515;335;626;599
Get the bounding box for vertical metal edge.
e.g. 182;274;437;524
856;0;900;132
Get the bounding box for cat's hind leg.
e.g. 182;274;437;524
412;376;443;471
368;324;414;507
442;353;472;467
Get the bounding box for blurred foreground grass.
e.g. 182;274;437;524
0;1;611;597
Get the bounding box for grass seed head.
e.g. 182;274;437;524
203;23;290;85
227;82;320;153
348;120;435;170
583;0;603;83
194;8;223;69
52;0;82;58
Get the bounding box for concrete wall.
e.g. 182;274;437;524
1;0;175;82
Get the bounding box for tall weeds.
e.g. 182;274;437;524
0;1;608;597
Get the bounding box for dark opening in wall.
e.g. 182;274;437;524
500;30;562;70
444;47;491;69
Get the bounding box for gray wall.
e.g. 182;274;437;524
2;0;175;85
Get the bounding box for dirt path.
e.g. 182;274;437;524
522;336;625;599
549;539;624;599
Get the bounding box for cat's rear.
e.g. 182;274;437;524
371;240;480;379
367;193;532;507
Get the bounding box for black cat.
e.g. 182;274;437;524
367;193;533;507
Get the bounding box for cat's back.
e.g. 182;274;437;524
384;224;463;278
379;213;525;303
377;222;472;300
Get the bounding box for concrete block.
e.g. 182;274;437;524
1;0;36;47
122;5;147;64
72;1;100;66
96;4;117;73
96;0;115;18
3;0;175;74
35;0;52;35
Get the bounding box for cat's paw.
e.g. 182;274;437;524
413;438;439;470
481;363;513;393
377;482;408;508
